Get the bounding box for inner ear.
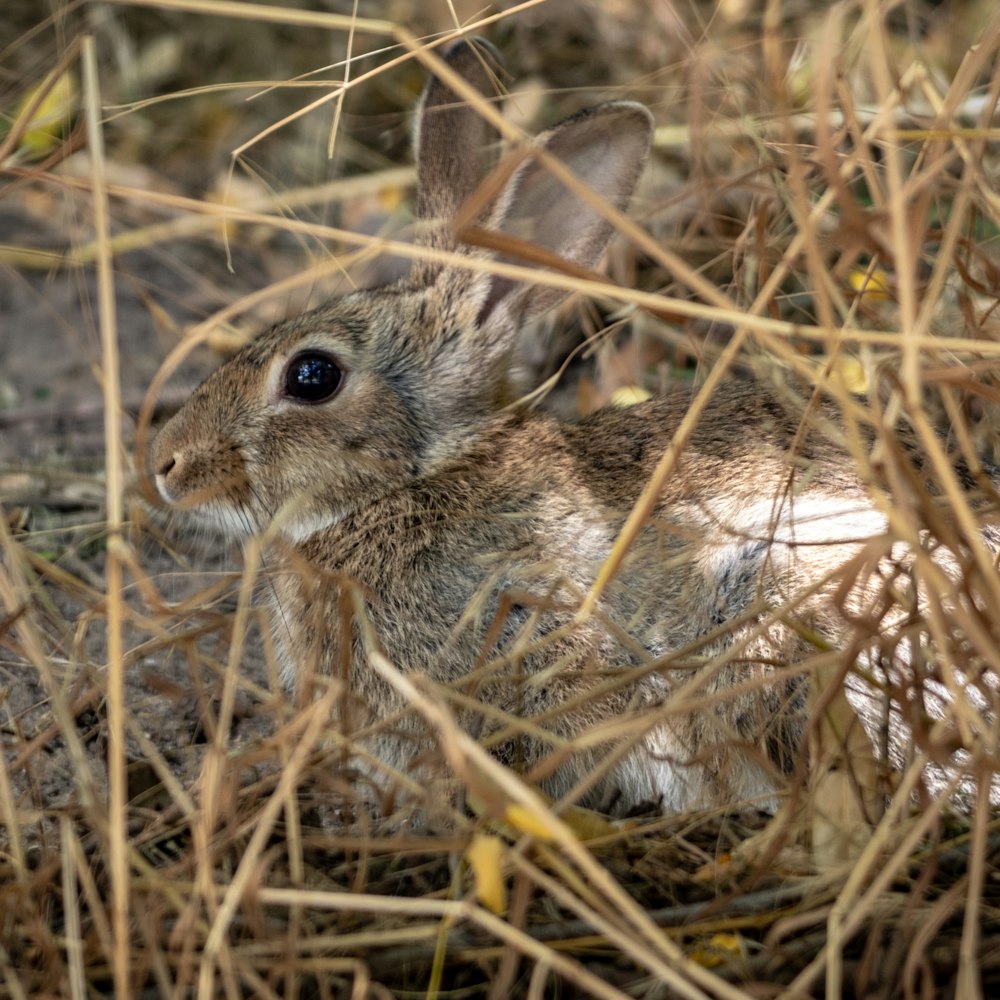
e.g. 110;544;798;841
503;105;652;272
474;102;654;329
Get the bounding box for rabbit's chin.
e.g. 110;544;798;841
176;502;342;548
168;501;263;542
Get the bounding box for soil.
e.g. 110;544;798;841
0;187;280;820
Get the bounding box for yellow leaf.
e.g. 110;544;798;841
378;183;406;212
788;60;814;107
12;70;77;156
557;803;618;841
847;267;893;302
465;834;507;914
831;356;869;394
689;932;747;968
504;803;559;842
610;385;652;408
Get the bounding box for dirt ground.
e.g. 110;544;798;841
0;189;269;812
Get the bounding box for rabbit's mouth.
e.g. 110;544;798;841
155;471;340;545
150;457;257;536
155;479;262;540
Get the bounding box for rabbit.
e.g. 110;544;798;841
150;37;997;815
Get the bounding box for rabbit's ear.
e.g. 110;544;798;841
414;38;504;242
474;102;653;333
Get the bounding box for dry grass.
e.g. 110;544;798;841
3;0;1000;997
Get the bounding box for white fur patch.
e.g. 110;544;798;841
695;493;887;583
559;510;614;566
709;493;888;546
271;509;341;545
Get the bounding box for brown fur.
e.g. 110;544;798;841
151;39;983;813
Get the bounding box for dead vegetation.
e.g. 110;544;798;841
2;0;1000;997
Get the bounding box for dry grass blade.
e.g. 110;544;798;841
80;34;133;999
102;0;399;35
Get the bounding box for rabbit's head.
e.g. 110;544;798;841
151;39;653;540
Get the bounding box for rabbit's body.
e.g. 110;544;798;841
152;39;993;813
158;361;891;811
272;390;834;811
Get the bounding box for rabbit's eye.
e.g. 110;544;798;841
284;351;344;403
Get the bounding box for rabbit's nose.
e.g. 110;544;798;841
150;439;185;503
153;450;183;504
